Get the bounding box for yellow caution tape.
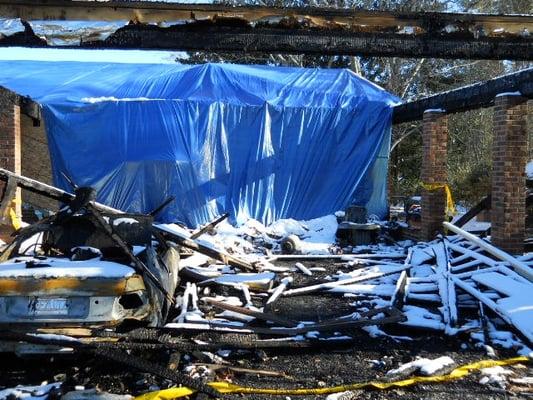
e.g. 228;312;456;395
135;356;529;399
421;182;456;217
9;208;21;230
1;196;21;231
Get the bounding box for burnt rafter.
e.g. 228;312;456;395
0;0;531;29
393;67;533;124
0;85;42;125
0;1;532;60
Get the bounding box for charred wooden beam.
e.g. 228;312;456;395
1;21;532;61
204;298;298;327
0;1;532;59
0;85;42;124
393;67;533;124
1;0;531;35
190;212;229;240
94;24;533;60
454;195;491;228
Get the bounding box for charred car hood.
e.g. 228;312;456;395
0;256;136;279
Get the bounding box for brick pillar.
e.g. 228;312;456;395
0;88;22;232
420;110;448;241
491;94;528;255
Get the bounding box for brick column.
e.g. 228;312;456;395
420;110;448;241
491;94;528;255
0;88;22;225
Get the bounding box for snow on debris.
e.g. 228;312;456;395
0;382;61;400
479;366;514;388
387;356;455;376
0;256;135;279
495;91;522;98
199;214;339;256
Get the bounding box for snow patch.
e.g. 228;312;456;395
479;366;513;388
495;91;522;97
0;256;134;278
0;382;62;400
387;356;454;376
82;96;156;103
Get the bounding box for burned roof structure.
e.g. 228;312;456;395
0;1;532;60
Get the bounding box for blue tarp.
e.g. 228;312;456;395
0;61;398;227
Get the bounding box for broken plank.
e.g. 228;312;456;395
294;307;405;333
453;195;491;228
190;212;229;240
391;248;412;309
156;223;255;271
0;176;17;222
391;270;409;309
268;253;406;262
444;221;533;281
451;275;533;345
203;298;298;328
196;363;290;378
283;264;411;297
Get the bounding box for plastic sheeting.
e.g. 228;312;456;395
0;60;398;227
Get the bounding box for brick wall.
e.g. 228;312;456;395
491;94;528;255
420;110;448;241
0;87;22;217
20;114;57;212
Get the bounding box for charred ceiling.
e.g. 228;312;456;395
0;1;532;60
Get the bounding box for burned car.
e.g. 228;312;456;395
0;187;179;331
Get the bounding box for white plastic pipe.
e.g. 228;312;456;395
443;221;533;282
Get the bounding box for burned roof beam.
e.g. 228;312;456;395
0;1;532;60
1;23;532;61
0;0;531;34
91;25;533;61
0;85;42;125
393;67;533;124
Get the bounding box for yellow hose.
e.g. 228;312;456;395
135;356;529;399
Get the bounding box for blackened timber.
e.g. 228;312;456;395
190;212;229;240
393;67;533;124
454;195;491;228
1;0;532;34
94;24;533;61
0;331;218;397
0;168;255;271
204;298;298;327
1;22;532;61
0;86;41;123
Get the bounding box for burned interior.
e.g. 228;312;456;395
0;183;181;330
0;2;531;398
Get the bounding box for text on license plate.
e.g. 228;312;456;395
32;298;69;315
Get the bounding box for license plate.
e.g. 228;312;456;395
33;298;69;315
